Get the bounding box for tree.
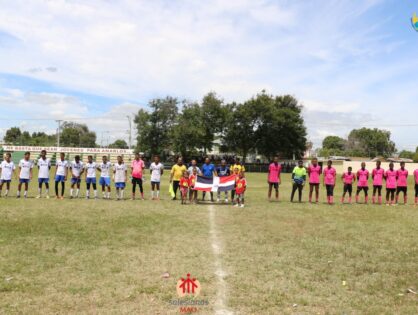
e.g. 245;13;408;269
257;94;306;159
134;96;179;156
222;102;258;162
200;92;228;154
398;150;414;160
322;136;346;151
172;102;205;159
60;122;97;147
346;128;395;157
31;132;56;146
223;92;307;161
4;127;22;144
108;139;128;149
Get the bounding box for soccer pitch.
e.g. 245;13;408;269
1;172;418;314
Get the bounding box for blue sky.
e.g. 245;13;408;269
0;0;418;150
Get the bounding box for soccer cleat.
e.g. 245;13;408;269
240;204;244;208
233;204;239;207
217;198;220;202
36;195;41;199
46;195;50;199
225;198;228;203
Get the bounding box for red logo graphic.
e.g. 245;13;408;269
176;273;201;297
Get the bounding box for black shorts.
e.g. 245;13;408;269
269;182;279;190
132;177;143;185
357;186;369;194
310;183;319;188
325;184;334;196
343;184;352;194
386;188;396;193
415;184;418;197
396;186;407;194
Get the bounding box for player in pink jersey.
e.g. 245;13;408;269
414;168;418;206
322;160;336;204
355;162;369;204
371;161;385;205
267;156;281;201
395;161;408;205
307;157;321;203
341;166;356;203
384;162;397;206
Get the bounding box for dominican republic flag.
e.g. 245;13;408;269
194;175;236;192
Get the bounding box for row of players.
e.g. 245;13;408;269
0;151;247;203
0;151;151;200
267;158;418;206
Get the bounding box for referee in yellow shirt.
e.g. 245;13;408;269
170;157;187;200
230;157;246;173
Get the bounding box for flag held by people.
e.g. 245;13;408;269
194;175;235;192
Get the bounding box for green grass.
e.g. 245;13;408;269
1;172;418;314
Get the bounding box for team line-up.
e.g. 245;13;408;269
277;157;418;206
1;151;418;207
0;151;248;206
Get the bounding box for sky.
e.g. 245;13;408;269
0;0;418;150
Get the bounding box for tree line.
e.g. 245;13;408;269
134;90;307;162
319;128;397;158
2;89;308;162
2;122;128;149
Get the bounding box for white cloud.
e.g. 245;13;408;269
0;89;143;145
0;0;393;102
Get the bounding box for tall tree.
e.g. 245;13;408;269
200;92;227;154
256;94;307;159
134;96;179;156
172;102;205;159
322;136;346;151
4;127;22;144
224;92;307;161
60;122;97;147
223;102;258;162
346;128;395;157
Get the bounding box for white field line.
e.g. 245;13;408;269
208;204;233;315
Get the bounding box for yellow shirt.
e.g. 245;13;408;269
230;164;245;173
171;164;187;181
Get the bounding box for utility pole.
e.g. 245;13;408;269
56;120;62;148
126;115;132;149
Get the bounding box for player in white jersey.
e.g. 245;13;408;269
17;152;33;198
0;152;16;197
70;155;84;198
85;155;98;199
37;150;51;199
55;152;69;199
113;155;127;200
149;155;164;200
98;155;112;199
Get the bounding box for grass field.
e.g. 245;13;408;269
1;171;418;314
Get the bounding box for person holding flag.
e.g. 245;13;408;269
216;159;230;202
201;157;216;202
